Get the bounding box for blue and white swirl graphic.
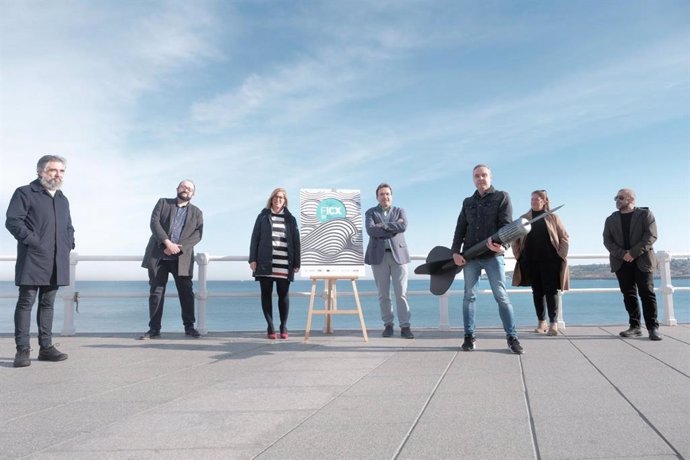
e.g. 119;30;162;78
300;189;364;274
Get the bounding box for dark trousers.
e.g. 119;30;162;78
147;259;195;331
615;262;658;330
15;285;59;350
527;259;561;323
259;277;290;334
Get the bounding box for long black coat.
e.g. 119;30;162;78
5;179;75;286
249;207;300;281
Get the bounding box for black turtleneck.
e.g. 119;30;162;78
620;212;632;250
524;209;558;262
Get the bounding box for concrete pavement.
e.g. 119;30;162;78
1;324;689;459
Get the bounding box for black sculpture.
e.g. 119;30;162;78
415;205;563;295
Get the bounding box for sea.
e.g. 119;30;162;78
0;279;688;334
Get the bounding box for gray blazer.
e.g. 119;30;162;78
141;198;203;277
364;206;410;265
603;207;657;273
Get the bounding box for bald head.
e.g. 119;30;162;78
615;188;635;213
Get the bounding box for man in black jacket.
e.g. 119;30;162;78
451;164;523;354
603;188;661;341
139;180;204;340
6;155;75;367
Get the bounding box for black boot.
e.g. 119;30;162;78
14;347;31;368
37;345;68;362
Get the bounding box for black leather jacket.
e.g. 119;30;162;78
451;186;513;257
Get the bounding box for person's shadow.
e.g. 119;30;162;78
0;357;19;368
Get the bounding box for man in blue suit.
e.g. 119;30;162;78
365;183;414;339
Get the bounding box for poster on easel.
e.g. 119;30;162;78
299;189;364;277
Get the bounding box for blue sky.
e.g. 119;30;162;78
1;0;689;280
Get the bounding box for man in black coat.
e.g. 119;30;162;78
6;155;75;367
603;188;661;341
139;180;203;339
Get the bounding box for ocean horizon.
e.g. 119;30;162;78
1;279;688;334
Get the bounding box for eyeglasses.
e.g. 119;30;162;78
614;196;626;201
273;195;286;200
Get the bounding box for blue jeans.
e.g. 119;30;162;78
371;251;411;328
462;255;517;338
14;285;59;350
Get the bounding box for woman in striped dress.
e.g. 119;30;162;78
249;188;301;339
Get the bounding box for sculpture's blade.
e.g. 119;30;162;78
526;204;564;225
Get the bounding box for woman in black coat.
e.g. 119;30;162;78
249;188;300;339
512;190;570;336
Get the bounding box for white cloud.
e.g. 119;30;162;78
389;34;690;174
190;48;376;129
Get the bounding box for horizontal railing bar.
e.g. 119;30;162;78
2;287;682;302
69;255;142;262
1;252;687;334
309;310;363;315
2;253;689;264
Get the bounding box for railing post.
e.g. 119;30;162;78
196;252;209;335
657;251;677;326
439;293;451;331
557;290;566;330
61;252;77;336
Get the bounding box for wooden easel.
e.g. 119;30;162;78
304;276;368;342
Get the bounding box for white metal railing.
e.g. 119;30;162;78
1;251;688;335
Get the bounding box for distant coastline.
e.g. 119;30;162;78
509;259;690;280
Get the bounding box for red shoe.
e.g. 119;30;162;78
267;332;277;340
280;332;289;339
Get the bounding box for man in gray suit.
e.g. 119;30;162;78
365;183;414;339
603;188;661;341
139;180;203;339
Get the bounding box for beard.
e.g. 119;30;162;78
40;176;62;191
177;191;192;202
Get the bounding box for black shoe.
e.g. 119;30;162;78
401;327;414;339
382;324;394;337
14;347;31;368
461;335;476;351
138;330;161;340
619;327;642;338
507;336;524;354
649;329;662;341
185;327;201;338
37;345;68;362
